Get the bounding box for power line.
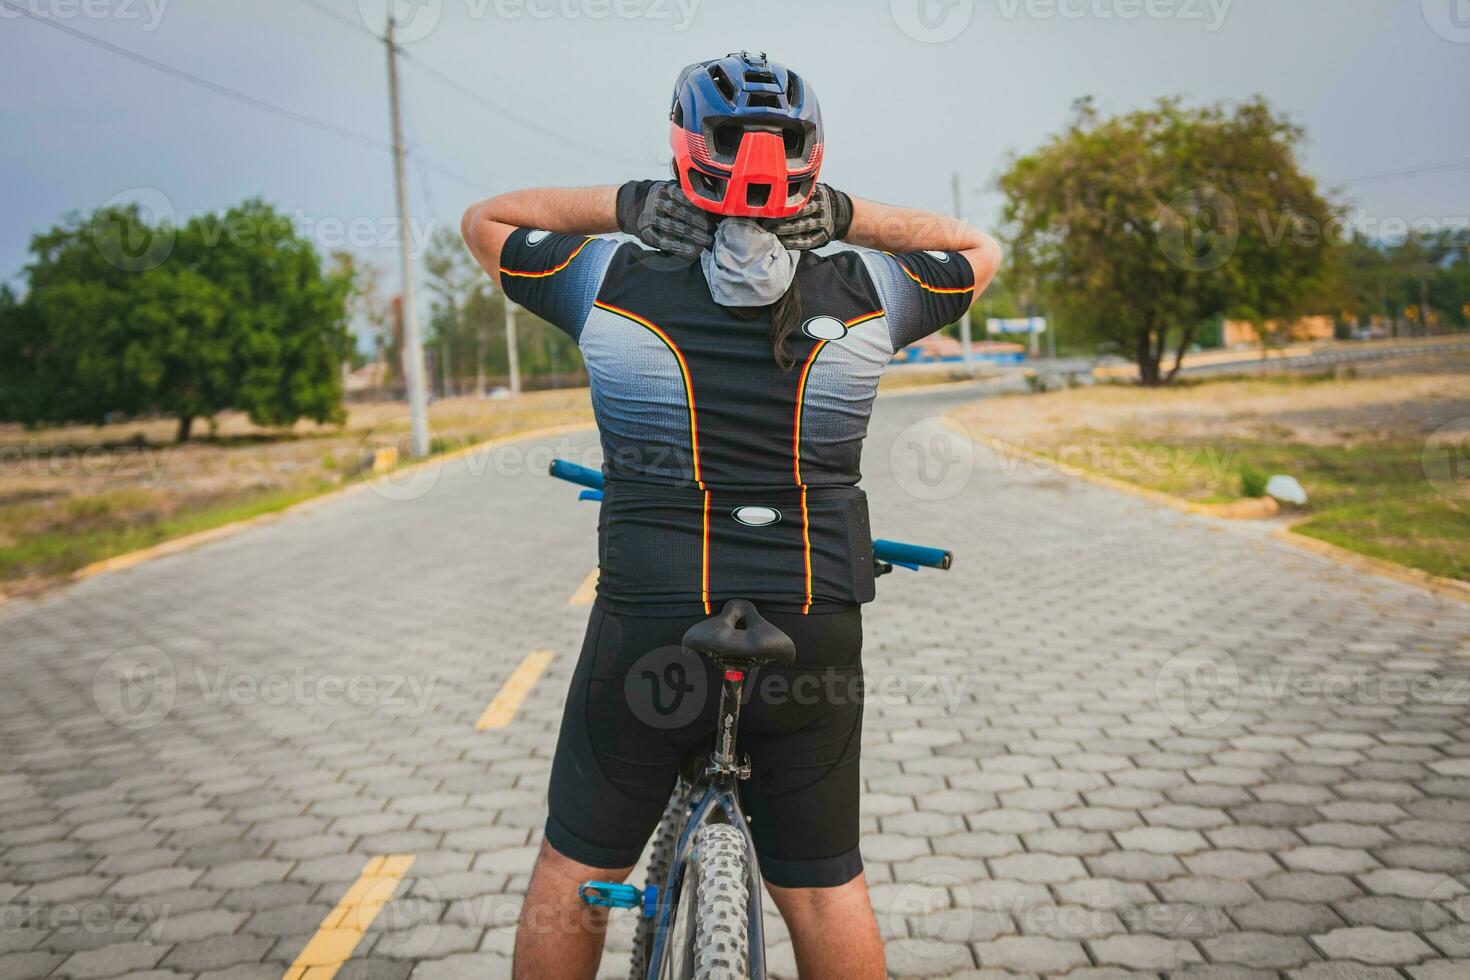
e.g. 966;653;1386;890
287;0;655;168
6;0;387;151
288;0;384;40
6;1;484;192
399;51;659;169
1329;158;1470;186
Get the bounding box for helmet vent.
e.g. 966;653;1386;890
707;65;737;103
744;70;776;85
786;72;801;105
745;183;771;207
747;93;781;109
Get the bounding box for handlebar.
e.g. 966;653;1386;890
547;459;952;573
872;539;953;570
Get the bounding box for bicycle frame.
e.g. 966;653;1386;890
644;666;768;980
552;458;951;978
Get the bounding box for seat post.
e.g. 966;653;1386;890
710;664;747;776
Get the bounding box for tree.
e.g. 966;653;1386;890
0;199;353;440
423;226;483;396
998;97;1340;384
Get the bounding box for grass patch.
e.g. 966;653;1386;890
0;483;331;589
1013;433;1468;583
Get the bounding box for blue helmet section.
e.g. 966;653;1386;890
670;51;822;160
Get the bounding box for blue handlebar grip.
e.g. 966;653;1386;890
549;458;605;491
873;539;953;570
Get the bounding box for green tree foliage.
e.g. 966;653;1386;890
421;227;582;394
998;97;1340;384
0;199;353;440
1333;228;1469;334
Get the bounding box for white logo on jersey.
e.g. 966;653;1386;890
924;250;951;262
802;316;848;341
731;506;782;527
526;230;551;246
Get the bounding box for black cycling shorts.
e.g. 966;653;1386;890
545;601;865;889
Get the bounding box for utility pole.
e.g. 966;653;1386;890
504;300;522;398
951;172;975;375
385;17;431;457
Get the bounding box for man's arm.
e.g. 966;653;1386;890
845;198;1002;295
461;186;619;285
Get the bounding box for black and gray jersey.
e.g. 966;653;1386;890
500;229;975;614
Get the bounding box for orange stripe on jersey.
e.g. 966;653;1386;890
884;252;975;295
592;300;704;489
701;489;712;615
799;485;812;614
845;310;885;327
499;237;593;279
791;339;828;487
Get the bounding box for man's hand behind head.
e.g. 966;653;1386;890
616;180;719;259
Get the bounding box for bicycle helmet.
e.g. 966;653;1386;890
669;51;823;219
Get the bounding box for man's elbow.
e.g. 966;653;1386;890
969;234;1003;291
460;204;482;252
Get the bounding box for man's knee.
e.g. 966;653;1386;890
529;838;635;888
766;874;872;916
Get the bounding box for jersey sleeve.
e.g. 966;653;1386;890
497;229;621;341
858;250;976;350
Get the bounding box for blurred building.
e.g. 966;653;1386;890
1221;316;1335;347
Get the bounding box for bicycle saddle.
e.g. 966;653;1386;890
682;599;797;668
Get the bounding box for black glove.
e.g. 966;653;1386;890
764;185;854;251
616;180;719;259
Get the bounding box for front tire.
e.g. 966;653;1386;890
691;824;750;980
631;787;684;980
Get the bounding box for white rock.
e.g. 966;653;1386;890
1266;475;1308;506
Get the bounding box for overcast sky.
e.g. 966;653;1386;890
4;0;1468;299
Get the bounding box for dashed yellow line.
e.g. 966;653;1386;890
569;567;599;606
283;855;414;980
476;650;555;730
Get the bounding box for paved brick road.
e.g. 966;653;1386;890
2;387;1468;980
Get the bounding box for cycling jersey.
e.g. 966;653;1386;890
500;230;975;614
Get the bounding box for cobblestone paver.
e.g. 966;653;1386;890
2;386;1468;979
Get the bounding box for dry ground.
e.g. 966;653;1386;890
951;354;1470;581
0;389;594;596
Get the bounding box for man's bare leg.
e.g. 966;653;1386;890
767;873;886;979
512;840;633;980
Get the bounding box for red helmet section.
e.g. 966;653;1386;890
671;124;823;219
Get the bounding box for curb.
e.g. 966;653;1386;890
68;421;598;585
950;419;1470;605
960;424;1279;521
1270;524;1470;605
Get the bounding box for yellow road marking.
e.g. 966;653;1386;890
569;567;599;606
283;855;414;980
476;650;555;730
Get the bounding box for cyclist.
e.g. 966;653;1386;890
462;52;1001;979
